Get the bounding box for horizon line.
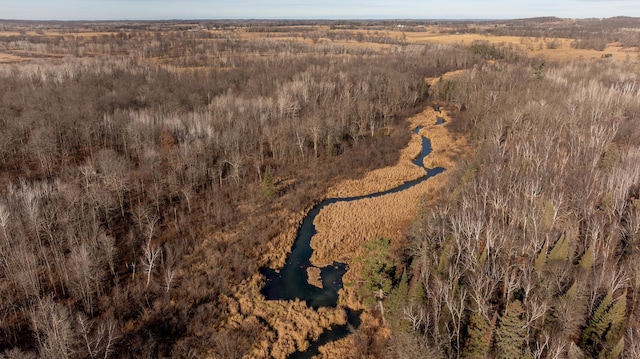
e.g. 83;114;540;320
1;15;634;22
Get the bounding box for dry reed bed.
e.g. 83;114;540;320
243;26;639;63
307;266;323;288
312;312;389;359
0;52;26;63
220;273;346;359
325;105;461;198
259;207;308;268
312;172;441;308
395;30;638;62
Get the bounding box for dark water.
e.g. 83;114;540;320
260;125;445;358
436;117;446;125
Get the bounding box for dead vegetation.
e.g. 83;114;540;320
0;17;638;358
309;99;472;346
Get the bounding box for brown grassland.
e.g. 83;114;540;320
2;21;639;66
235;25;640;63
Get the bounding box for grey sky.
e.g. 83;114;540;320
1;0;639;20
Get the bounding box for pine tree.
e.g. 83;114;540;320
262;165;275;199
548;233;569;262
580;292;627;357
495;300;526;359
605;337;624;359
463;312;495;359
386;269;409;331
534;241;548;272
579;245;594;271
581;294;612;356
356;238;395;323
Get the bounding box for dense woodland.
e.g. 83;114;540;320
384;53;640;357
0;18;639;358
0;21;504;358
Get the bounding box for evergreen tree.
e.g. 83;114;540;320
262;165;275;199
534;241;548;272
580;292;627;358
463;312;495;359
386;269;409;331
357;238;395;323
548;233;569;262
495;300;526;359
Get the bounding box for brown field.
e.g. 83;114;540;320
395;31;636;61
0;52;25;62
313;312;389;358
325;133;425;198
404;31;637;62
4;24;637;65
236;26;639;63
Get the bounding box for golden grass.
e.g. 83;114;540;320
312;169;441;307
400;31;526;46
307;266;323;288
326;104;467;199
0;31;23;37
536;43;637;62
0;53;25;63
425;68;469;84
218;272;347;359
258;206;308;268
313;312;390;359
238;26;640;63
195;203;346;357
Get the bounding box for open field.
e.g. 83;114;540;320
239;28;639;62
2;19;639;64
0;52;24;62
233;21;640;63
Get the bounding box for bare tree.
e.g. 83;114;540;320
141;239;161;289
30;297;74;359
78;314;119;359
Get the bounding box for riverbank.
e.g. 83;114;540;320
227;77;472;359
312;104;470;290
306;99;472;357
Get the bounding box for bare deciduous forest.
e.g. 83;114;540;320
0;18;639;358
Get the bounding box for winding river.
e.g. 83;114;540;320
260;124;445;358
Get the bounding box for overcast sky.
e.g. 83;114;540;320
1;0;639;21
